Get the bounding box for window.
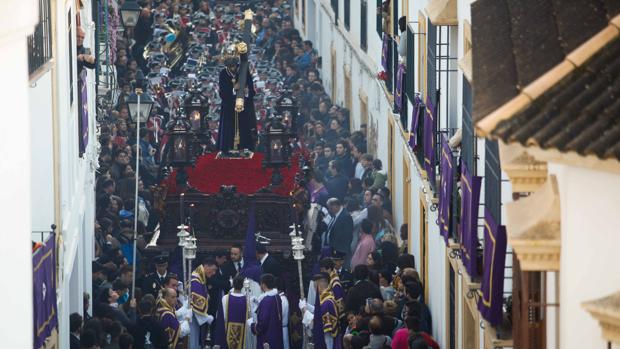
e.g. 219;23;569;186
344;67;352;113
435;25;459;131
302;0;306;28
427;20;459;194
331;47;337;102
359;91;368;132
344;0;350;30
376;0;382;38
418;12;427;102
360;0;368;51
331;0;339;24
405;24;416;103
68;10;74;105
485;139;502;223
27;0;53;77
462;79;477;175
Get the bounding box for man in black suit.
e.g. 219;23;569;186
69;313;82;349
325;160;349;201
344;264;383;313
324;198;354;257
220;243;245;280
256;244;280;278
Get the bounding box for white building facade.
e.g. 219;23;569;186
294;1;514;348
0;0;98;347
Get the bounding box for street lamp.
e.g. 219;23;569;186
289;223;305;299
164;116;195;168
120;0;141;28
276;90;299;131
127;91;154;123
127;73;154;300
263;117;291;186
184;90;209;133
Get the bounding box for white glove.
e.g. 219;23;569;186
179;320;191;338
302;310;314;327
246;318;254;327
205;315;214;325
298;300;307;311
306;303;315;313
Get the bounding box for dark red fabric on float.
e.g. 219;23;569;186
164;152;299;196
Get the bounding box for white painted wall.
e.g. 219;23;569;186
0;0;39;346
30;72;56;234
19;1;99;347
550;164;620;349
294;1;520;347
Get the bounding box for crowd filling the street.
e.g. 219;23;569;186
80;1;439;349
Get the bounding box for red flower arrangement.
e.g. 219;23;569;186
163;152;300;196
377;71;388;81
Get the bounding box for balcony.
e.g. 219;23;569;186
27;0;53;79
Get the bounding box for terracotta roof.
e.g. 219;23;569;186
471;0;618;122
492;36;620;161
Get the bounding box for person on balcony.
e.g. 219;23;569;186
76;27;96;75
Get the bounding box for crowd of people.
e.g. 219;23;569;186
75;0;440;348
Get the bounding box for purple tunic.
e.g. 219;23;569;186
328;271;345;319
216;293;249;349
252;293;283;349
191;265;209;317
320;292;342;349
157;299;181;348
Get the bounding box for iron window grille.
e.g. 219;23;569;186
344;0;350;30
331;0;339;25
27;0;53;76
360;0;368;51
462;78;478;175
376;0;382;38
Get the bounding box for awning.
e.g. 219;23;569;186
458;50;472;82
505;175;560;271
425;0;457;26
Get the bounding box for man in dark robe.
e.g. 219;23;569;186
217;56;257;152
300;273;342;349
189;259;217;349
249;274;283;349
157;288;189;348
320;258;345;329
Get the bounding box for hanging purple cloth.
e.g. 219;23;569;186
395;64;406;111
459;162;482;279
381;33;389;72
438;137;455;245
408;95;422;149
477;208;507;327
33;233;58;349
423;96;436;185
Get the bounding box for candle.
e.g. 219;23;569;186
179;193;185;225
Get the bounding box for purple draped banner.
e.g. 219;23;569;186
395;64;406;111
33;233;58;349
408;95;422;149
381;33;389;72
477;208;507;327
459;162;482;279
438;137;454;245
423;96;436;186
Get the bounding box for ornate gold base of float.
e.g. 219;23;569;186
216;150;254;159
